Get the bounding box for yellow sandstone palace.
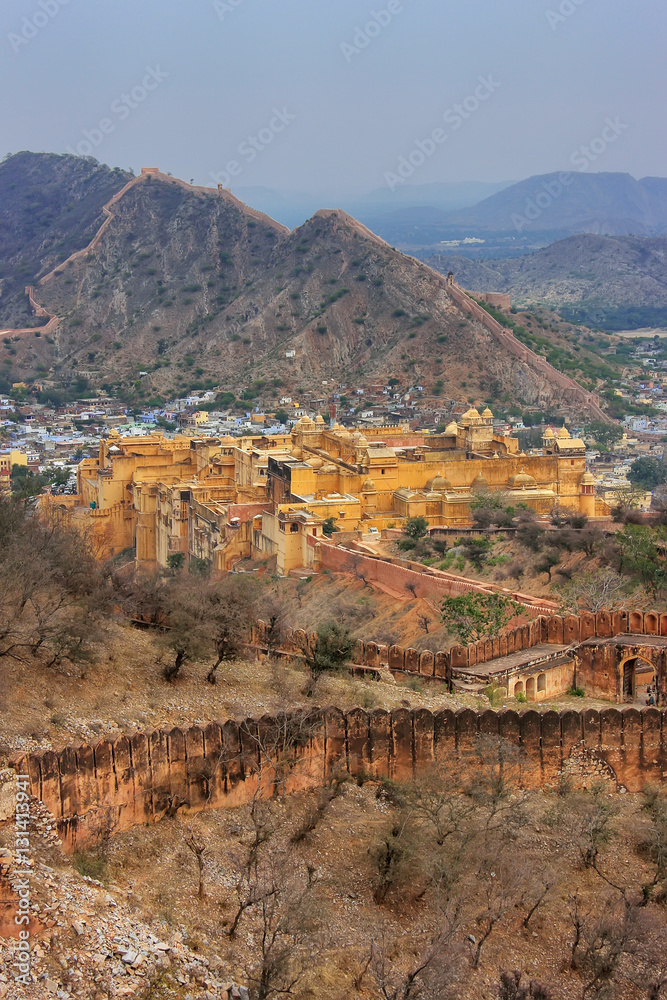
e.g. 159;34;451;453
44;407;605;575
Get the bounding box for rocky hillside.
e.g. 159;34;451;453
427;234;667;330
0;152;131;328
0;157;613;414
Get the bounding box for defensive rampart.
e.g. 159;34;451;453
8;610;667;851
444;281;609;422
318;542;556;615
260;609;667;689
10;706;667;852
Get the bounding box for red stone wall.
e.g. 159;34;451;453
12;707;667;852
256;609;667;685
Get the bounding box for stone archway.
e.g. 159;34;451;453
620;655;656;704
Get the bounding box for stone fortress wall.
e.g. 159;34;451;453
9;609;667;851
262;608;667;693
10;705;667;852
444;281;608;422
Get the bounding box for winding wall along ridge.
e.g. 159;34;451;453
444;281;610;422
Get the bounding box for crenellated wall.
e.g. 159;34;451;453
254;608;667;684
11;706;667;852
8;609;667;853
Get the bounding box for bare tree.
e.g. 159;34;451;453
0;497;105;670
568;892;634;998
556;569;627;615
401;761;476;848
608;485;647;521
244;859;320;1000
183;825;208;900
469;858;524;969
641;785;667;902
552;781;619;870
497;970;552;1000
221;797;324;999
368;919;466;1000
260;593;288;659
417;612;432;634
626;907;667;999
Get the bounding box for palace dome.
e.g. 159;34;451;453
426;473;452;491
482;406;493;418
471;473;488;491
542;427;555;439
361;477;377;492
580;471;595;485
460;407;480;426
314;414;325;425
444;421;458;435
509;469;536;489
556;425;571;439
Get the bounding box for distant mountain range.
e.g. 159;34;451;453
441;173;667;237
427;234;667;330
230;180;512;230
239;173;667;253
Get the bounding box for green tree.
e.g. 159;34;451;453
322;516;338;537
470;492;515;530
274;408;289;425
535;550;560;581
166;552;185;573
440;592;522;646
629;457;666;491
585;421;623;451
10;466;51;501
404;516;429;540
302;621;353;677
616;524;665;594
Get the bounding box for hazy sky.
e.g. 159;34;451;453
1;0;665;198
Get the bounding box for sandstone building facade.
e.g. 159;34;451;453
44;408;607;575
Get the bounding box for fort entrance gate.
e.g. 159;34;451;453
620;655;657;703
575;635;667;704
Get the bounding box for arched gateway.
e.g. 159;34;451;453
620;655;657;703
574;636;667;704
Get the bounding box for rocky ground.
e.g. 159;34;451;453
0;791;249;999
